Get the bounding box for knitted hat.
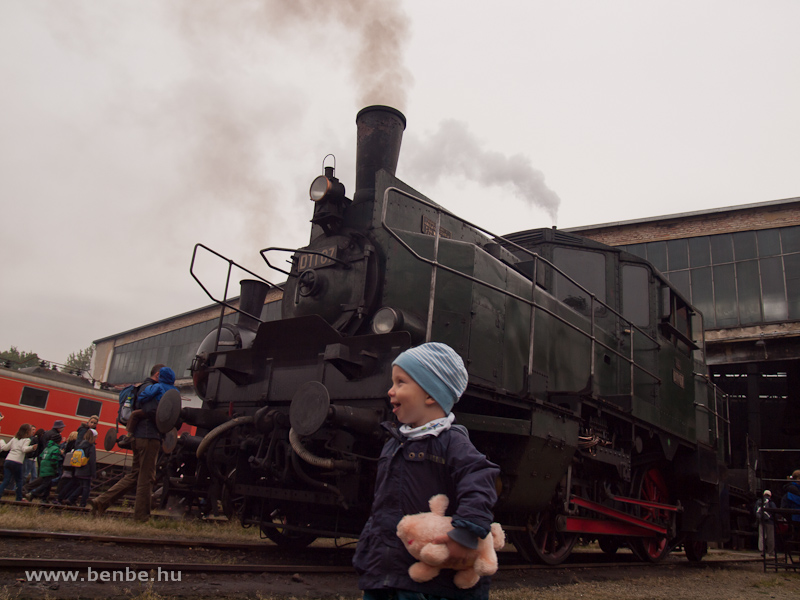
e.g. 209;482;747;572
392;343;468;414
763;489;772;496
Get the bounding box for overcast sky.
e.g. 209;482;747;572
2;1;799;365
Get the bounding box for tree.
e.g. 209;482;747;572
0;346;40;369
65;345;93;373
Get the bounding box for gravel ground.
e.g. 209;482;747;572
1;536;798;600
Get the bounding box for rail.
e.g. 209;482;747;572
380;186;662;399
189;243;281;352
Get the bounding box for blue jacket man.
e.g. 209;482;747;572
133;367;177;439
89;364;173;522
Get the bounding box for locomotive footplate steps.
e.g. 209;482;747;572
557;495;679;537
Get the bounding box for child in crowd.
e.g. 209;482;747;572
24;438;63;501
0;424;38;501
55;431;79;501
64;429;97;507
353;342;500;600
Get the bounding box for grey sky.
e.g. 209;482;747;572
1;1;799;364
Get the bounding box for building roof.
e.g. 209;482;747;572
561;196;800;234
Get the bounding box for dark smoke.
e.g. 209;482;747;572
404;119;560;223
171;0;413;111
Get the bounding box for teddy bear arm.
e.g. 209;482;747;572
453;567;480;590
419;542;450;566
408;561;440;583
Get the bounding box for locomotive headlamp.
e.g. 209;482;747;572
372;307;403;334
309;165;346;203
310;175;331;202
371;307;426;342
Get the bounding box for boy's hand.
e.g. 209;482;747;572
432;534;473;570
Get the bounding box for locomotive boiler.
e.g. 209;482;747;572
155;106;732;564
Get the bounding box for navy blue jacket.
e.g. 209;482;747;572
133;367;177;440
352;422;499;600
73;440;96;479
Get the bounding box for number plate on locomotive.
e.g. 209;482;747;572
297;246;337;270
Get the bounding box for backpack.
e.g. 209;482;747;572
118;383;142;425
70;447;89;468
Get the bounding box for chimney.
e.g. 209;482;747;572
236;279;270;331
353;105;406;205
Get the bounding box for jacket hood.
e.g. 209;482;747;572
158;367;176;385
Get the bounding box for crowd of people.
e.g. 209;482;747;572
0;364;178;523
0;416;99;506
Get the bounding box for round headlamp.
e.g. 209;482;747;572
310;175;331;202
372;307;403;334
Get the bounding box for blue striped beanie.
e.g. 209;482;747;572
392;342;468;414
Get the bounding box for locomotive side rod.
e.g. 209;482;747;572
564;495;675;537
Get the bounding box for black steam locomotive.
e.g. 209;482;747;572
155;106;732;564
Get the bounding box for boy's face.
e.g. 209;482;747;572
388;365;444;428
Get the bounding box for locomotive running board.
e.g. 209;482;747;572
557;495;679;537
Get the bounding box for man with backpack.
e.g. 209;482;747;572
89;364;173;522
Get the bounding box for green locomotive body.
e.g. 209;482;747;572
157;106;730;563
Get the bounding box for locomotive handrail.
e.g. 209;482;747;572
190;243;281;351
380;186;663;396
259;246;352;277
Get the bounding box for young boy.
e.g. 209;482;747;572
353;342;500;600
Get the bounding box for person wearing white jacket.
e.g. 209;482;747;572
0;423;38;501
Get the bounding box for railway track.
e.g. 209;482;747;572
0;527;762;574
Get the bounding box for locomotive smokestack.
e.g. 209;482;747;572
353;105;406;205
236;279;269;331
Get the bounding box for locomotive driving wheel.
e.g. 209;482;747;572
260;509;318;550
513;508;578;565
630;465;672;562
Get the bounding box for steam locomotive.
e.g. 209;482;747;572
153;106;732;564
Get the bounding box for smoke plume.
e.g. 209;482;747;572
171;0;413;111
404;119;560;222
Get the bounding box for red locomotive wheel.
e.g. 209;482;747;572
630;465;671;562
512;509;578;565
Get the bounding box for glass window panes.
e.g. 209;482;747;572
713;264;737;327
624;244;647;259
690;267;715;328
621;264;650;327
783;226;800;254
76;398;102;418
733;231;757;260
785;253;800;320
735;260;761;324
668;270;690;300
20;386;48;409
667;239;689;270
757;229;781;257
646;241;667;272
710;234;734;263
689;237;711;267
760;256;787;321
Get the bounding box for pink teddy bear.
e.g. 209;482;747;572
396;494;505;589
